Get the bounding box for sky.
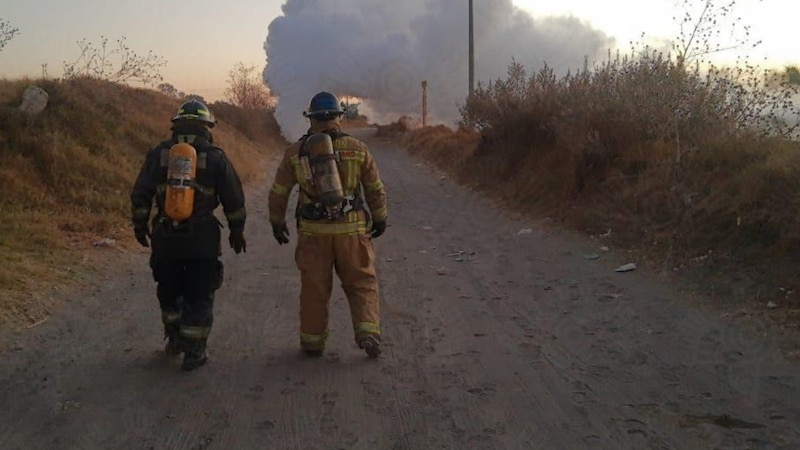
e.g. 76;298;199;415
0;0;795;136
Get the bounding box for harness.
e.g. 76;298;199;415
296;130;365;221
155;135;219;231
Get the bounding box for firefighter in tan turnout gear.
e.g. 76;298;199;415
268;91;388;358
130;99;247;371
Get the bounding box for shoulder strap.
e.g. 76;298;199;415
298;134;311;158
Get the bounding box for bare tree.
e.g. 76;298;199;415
157;83;184;98
224;62;274;110
184;94;207;104
672;0;763;67
0;19;19;52
62;36;167;86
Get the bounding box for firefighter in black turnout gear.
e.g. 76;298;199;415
130;100;247;371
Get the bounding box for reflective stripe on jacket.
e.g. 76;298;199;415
268;127;387;235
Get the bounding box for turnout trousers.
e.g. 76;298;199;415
151;257;222;353
294;233;381;351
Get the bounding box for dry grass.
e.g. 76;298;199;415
0;77;285;328
402;51;800;328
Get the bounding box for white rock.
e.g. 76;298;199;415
19;85;49;115
615;263;637;272
93;238;117;248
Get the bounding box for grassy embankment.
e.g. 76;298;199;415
0;77;285;327
403;53;800;349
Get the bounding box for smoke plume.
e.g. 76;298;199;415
263;0;612;139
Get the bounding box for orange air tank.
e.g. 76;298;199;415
164;142;197;222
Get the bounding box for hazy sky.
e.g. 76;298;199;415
0;0;794;102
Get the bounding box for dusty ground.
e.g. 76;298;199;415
1;129;799;449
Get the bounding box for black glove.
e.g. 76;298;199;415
272;222;290;245
133;223;150;248
370;221;386;239
229;228;247;254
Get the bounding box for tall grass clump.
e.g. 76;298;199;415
407;47;800;297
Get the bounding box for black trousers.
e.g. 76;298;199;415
151;257;223;341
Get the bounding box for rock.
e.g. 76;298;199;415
19;85;49;115
615;263;637;272
767;301;777;309
93;238;117;248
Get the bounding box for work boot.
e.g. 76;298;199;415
181;339;208;371
182;350;208;371
358;335;382;358
164;335;184;356
163;323;183;356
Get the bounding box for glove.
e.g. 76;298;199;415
229;228;247;254
370;221;386;239
133;223;150;248
272;222;290;245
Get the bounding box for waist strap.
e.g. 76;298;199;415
297;195;364;221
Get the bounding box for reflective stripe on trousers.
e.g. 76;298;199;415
300;332;328;350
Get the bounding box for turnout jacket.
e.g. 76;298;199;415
131;125;246;258
268;125;387;235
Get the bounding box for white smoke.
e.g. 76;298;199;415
263;0;612;139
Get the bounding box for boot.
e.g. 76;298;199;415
358;335;382;358
165;336;184;356
163;323;183;356
181;339;208;371
182;350;208;371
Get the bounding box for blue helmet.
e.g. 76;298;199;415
303;91;345;120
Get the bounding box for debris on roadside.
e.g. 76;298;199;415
93;238;117;248
615;263;637;273
447;250;476;262
583;253;600;260
517;228;533;235
767;301;778;310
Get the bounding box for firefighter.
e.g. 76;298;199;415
130;99;247;371
268;91;388;358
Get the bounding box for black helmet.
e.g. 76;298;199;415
303;91;345;120
172;99;216;128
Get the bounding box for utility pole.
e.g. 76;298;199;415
469;0;474;98
421;80;428;127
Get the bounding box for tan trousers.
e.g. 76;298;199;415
295;233;381;351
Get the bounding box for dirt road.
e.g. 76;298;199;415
1;129;799;450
